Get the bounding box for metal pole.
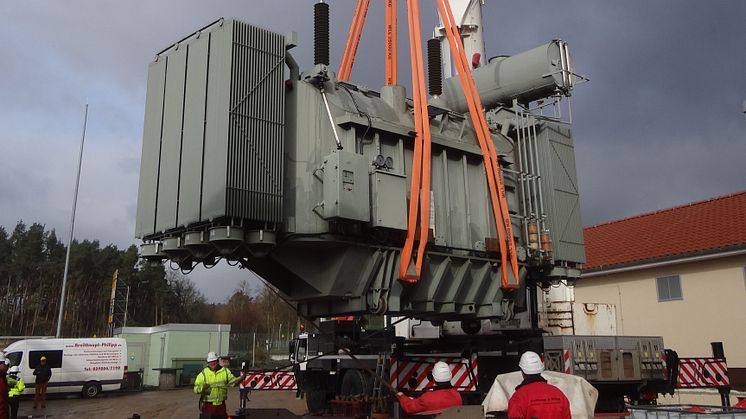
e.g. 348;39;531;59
711;342;730;408
123;286;130;328
320;89;343;150
516;115;530;245
531;121;547;231
56;103;88;338
252;331;256;369
107;270;118;337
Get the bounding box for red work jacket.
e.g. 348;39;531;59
507;378;571;419
397;388;463;414
0;375;8;419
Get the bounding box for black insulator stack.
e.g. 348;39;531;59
427;38;442;97
314;2;330;66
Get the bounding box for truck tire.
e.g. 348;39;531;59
306;390;327;414
82;381;102;398
340;369;371;397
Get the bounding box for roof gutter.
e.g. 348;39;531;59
581;248;746;278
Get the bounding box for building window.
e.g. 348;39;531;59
657;275;682;302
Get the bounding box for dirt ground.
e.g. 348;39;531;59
14;388;308;419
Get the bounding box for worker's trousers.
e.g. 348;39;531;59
199;402;227;419
34;383;48;408
8;398;18;419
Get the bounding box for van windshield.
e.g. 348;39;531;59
6;351;22;367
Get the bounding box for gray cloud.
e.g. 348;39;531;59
2;1;745;301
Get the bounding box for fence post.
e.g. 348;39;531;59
711;341;730;408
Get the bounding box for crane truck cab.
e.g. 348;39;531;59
289;332;308;371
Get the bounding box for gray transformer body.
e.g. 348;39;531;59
136;19;584;321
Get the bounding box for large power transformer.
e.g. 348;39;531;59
135;9;584;327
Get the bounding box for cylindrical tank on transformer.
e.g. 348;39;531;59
441;40;575;113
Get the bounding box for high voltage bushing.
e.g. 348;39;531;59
427;38;442;97
314;2;330;66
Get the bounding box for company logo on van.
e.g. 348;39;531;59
65;342;123;348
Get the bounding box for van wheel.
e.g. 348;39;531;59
82;382;101;398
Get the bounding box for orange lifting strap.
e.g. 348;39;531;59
340;0;397;84
435;0;519;289
334;0;517;288
339;0;370;81
385;0;398;85
398;0;433;283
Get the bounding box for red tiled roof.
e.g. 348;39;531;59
584;190;746;271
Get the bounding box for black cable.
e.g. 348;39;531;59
243;269;410;383
341;85;373;148
202;256;222;269
225;258;241;267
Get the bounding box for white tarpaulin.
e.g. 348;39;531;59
482;370;598;417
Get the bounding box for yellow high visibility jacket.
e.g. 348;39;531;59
193;366;240;405
8;374;25;398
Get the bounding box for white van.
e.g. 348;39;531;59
3;338;127;398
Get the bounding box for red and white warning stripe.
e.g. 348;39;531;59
703;360;729;386
677;358;729;388
563;350;571;374
388;354;478;392
677;359;700;387
240;371;297;390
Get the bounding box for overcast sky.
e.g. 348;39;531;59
2;1;745;302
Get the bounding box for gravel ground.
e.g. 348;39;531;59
13;388;308;418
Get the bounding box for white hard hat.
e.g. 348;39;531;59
519;351;544;375
432;361;452;383
9;366;19;374
206;352;219;362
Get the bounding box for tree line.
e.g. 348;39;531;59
0;221;299;357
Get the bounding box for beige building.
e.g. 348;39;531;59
575;191;746;392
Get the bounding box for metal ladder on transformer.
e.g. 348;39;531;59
372;353;389;399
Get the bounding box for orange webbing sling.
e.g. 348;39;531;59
385;0;398;85
339;0;370;81
434;0;519;289
398;0;433;283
